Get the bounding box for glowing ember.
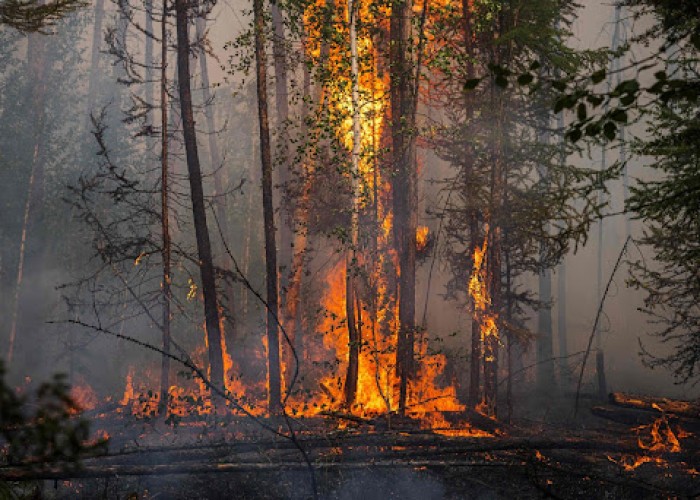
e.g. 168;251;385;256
70;378;98;412
610;406;689;471
416;225;429;251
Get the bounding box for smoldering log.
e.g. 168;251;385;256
3;439;698;482
0;459;526;481
591;405;700;433
609;393;700;419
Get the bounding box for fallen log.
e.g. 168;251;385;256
0;459;523;481
591;405;700;434
72;433;700;470
609;393;700;420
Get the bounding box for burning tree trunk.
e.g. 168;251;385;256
253;0;282;413
460;0;483;409
159;0;172;412
174;0;225;403
389;0;417;415
482;78;506;416
343;0;362;407
281;39;322;379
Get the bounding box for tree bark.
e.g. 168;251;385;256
609;392;700;419
195;16;237;342
460;0;482;410
270;0;292;298
159;0;172;412
174;0;225;403
389;0;417;415
536;121;555;392
343;0;362;407
253;0;282;413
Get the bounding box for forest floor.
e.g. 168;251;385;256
2;392;698;499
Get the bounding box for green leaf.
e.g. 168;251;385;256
517;73;534;85
464;78;481;90
495;74;508;88
611;109;628;123
603;121;617;140
586;94;604;107
551;80;567;92
568;128;583;143
615;79;640;95
554;97;566;113
577;102;587;121
591;69;606;84
585;122;601;137
620;93;636;106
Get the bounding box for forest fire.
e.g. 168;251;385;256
2;0;700;496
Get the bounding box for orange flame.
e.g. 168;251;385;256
416;225;429;251
468;232;499;363
70;378;98;413
610;406;689;471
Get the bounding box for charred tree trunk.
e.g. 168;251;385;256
343;0;362;407
159;0;172;412
253;0;282;413
174;0;225;403
282;9;333;385
195;16;236;342
390;0;417;415
461;1;482;409
483;74;506;417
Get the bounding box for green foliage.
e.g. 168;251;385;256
0;359;107;466
427;0;603;322
0;0;86;33
627;66;700;382
537;0;700;383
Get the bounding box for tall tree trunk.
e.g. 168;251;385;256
7;31;48;368
195;16;236;341
145;0;154;127
390;0;417;415
282;10;331;386
159;0;172;413
556;113;570;385
536;120;554;392
557;260;569;381
483;78;505;417
343;0;362;407
85;0;105;129
253;0;282;413
460;0;482;409
270;0;292;297
174;0;225;403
